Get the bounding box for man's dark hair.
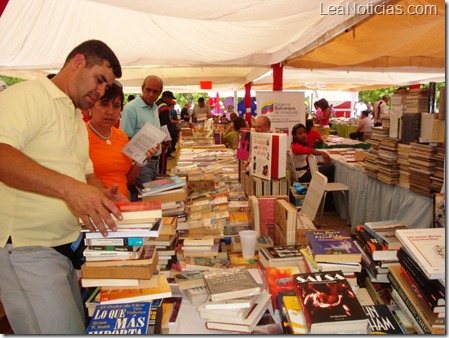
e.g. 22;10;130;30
233;117;247;131
361;110;370;117
63;40;122;78
198;97;205;103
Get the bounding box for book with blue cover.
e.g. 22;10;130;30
86;302;151;334
306;230;362;263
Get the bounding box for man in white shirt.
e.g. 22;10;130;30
192;97;211;122
353;99;367;119
373;95;390;126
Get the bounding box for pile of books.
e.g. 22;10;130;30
389;227;445;334
199;266;271;333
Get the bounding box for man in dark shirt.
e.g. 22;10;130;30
156;90;176;174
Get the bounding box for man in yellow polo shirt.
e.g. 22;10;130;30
0;40;124;334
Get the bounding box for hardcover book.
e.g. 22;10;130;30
293;270;368;334
306;230;362;263
85;302;151;334
362;304;406;334
250;132;287;179
395;227;445;280
203;266;261;302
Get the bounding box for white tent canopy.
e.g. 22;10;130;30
0;0;445;92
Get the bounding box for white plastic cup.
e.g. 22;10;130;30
239;230;258;258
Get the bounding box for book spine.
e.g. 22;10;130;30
271;135;279;178
84;237;143;246
88;245;135;252
390;289;425;335
387;271;431;334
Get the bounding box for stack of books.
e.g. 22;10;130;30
354;225;400;283
376;137;400;185
407;142;437;197
200;267;271;333
388;227;445;334
397;143;411;188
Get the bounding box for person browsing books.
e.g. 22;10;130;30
222;117;247;150
87;81;159;199
120;75;163;200
349;110;373;140
290;123;334;184
0;40;125;334
313;98;332;126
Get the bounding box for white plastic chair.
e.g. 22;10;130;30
307;154;350;227
298;171;328;229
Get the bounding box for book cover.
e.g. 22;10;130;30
138;176;186;197
85;302;151;334
121;121;167;165
174;271;205;291
362;304;406;334
250;132;287;179
293;270;368;334
395;228;445;280
99;274;172;304
228;252;258;268
184;256;231;271
203;266;261;302
283;295;308;334
306;230;362;263
265;266;301;310
259;244;306;269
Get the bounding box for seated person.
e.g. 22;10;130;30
290;123;334;184
223;112;238;134
222;117;247;150
306;119;324;148
349;110;373;140
219;113;230;124
86;81;159;200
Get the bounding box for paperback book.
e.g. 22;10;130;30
138;175;186;197
395;227;445;280
363;304;406;334
203;266;261;302
86;302;151;334
293;270;368;334
259;244;306;268
364;220;408;250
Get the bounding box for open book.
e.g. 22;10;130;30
122;122;167;165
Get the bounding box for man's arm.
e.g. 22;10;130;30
0;143;122;236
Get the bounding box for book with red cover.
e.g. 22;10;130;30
250;132;287;179
114;201;162;220
266;266;301;310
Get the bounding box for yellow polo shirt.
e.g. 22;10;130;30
0;75;93;248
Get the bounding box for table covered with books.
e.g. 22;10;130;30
329;153;433;233
315;135;371;150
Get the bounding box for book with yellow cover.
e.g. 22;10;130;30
99;274;172;305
